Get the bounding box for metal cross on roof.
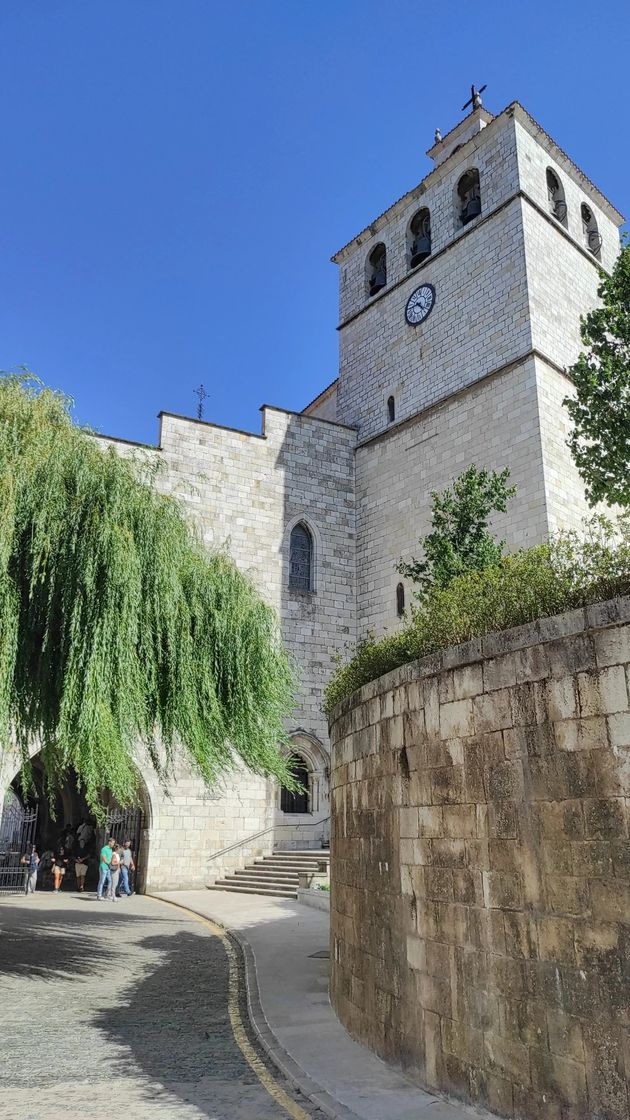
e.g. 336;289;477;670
194;383;207;420
462;84;487;112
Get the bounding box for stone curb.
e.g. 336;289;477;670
150;895;361;1120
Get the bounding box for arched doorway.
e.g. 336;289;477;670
1;754;151;893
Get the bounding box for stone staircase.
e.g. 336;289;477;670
208;848;330;899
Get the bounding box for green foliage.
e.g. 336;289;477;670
325;515;630;715
564;242;630;506
396;465;516;599
0;373;297;815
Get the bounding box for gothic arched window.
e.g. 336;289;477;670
396;582;405;617
387;396;395;424
581;203;601;258
546;169;567;227
367;243;387;297
457;169;481;227
280;755;310;814
408;208;432;268
289;522;313;591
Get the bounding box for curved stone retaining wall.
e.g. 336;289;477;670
329;599;630;1120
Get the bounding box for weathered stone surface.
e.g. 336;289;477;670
330;606;630;1120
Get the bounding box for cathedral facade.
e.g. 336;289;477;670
1;99;624;891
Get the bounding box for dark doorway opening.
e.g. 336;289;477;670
3;757;146;893
280;756;310;814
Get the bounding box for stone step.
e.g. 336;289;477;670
272;849;330;857
255;860;325;869
240;867;300;880
226;873;298;887
207;883;296;899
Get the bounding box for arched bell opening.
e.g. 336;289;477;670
546;168;568;228
408;208;432;268
457;169;482;227
366;243;387;297
581;203;601;259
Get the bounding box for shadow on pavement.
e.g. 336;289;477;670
94;929;266;1116
0;903;176;981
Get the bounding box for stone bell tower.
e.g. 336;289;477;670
328;94;624;639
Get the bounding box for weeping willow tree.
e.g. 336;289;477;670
0;373;297;816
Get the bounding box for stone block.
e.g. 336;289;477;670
473;689;513;733
514;644;549;683
439;699;473;739
443;804;477;838
483;870;523;910
452;868;483;905
417;805;444;836
406;934;427;972
607;711;630;749
441;1016;484;1065
584;798;627;839
589;879;630;923
530;1048;588;1108
547;634;595;679
451;663;484;699
546;1008;584;1062
537;916;576;963
538;608;586;643
442;637;483;669
553;716;607;752
399;807;420;838
594;624;630;668
547;677;577;721
484;654;517;692
586;597;630;629
484;1031;531;1084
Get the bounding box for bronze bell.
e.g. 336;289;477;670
410;236;431;268
461;196;481;224
369;268;386;295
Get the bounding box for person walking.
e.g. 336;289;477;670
21;845;40;894
74;852;89;892
117;839;135;897
96;837;115;901
51;846;69;892
108;843;121;902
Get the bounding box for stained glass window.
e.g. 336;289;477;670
289;523;313;591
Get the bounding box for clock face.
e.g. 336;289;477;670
405;283;436;326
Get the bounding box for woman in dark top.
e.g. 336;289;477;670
52;846;68;893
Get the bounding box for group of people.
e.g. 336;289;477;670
21;834;136;898
97;838;135;901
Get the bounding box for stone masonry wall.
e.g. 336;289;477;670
329;599;630;1120
354;357;549;641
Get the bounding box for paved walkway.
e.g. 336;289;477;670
155;890;476;1120
0;892;325;1120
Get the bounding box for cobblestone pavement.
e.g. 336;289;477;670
0;892;326;1120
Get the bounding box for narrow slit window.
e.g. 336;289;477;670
387;396;395;424
396;583;405;617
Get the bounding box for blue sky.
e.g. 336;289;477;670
1;1;628;445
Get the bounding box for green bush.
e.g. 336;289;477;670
324;516;630;716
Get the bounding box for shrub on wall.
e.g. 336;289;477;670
324;516;630;715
